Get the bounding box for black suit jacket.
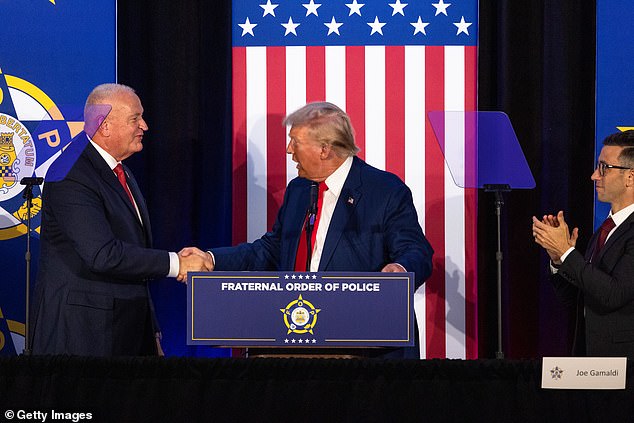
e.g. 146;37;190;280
553;212;634;358
31;133;170;356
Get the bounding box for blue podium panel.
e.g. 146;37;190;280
188;272;415;348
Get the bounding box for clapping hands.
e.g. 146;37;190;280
177;247;214;283
532;210;579;263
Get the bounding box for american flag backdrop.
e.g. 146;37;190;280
231;0;478;359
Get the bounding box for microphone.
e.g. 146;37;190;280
20;177;44;186
304;181;319;271
307;182;319;230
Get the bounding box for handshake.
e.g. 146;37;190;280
176;247;215;283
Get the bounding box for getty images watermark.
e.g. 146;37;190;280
3;410;92;422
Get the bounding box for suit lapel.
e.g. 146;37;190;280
585;230;600;262
85;143;146;234
596;213;634;262
123;164;153;246
318;157;363;270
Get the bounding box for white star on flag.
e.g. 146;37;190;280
303;0;321;16
389;0;408;16
238;17;257;36
325;16;343;35
367;16;386;35
432;0;451;16
259;0;278;17
410;16;429;35
282;17;300;36
346;0;364;16
454;16;472;35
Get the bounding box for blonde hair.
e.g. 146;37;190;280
284;102;359;157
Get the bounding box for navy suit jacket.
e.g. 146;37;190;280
31;133;170;356
214;157;432;286
553;212;634;358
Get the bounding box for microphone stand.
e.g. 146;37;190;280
305;182;319;271
20;176;43;356
305;214;315;271
484;183;510;360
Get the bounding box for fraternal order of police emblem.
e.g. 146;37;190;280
0;66;79;354
0;67;78;241
280;294;321;335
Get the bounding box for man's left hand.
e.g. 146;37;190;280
532;210;578;260
382;263;407;272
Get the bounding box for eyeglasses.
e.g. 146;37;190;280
596;161;632;177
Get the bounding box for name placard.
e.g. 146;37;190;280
541;357;627;390
187;271;415;347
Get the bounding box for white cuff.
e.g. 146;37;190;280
167;252;179;278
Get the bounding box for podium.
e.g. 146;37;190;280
187;271;415;357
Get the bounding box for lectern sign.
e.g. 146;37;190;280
187;272;414;347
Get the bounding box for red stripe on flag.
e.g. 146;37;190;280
232;47;247;244
385;46;405;181
425;46;446;359
464;45;478;358
345;46;365;159
266;47;287;230
306;46;325;102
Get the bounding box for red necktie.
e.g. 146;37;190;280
113;164;135;206
591;216;615;262
294;182;328;271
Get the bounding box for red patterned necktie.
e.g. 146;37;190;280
591;216;615;262
294;182;328;271
113;163;135;206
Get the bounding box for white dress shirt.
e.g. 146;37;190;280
309;156;354;271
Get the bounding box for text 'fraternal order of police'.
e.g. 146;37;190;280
220;281;380;292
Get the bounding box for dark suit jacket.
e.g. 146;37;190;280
213;157;433;358
553;212;634;358
31;133;170;356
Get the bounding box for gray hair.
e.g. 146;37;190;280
283;102;359;157
83;83;136;136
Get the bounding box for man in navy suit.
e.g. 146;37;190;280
182;102;433;357
30;83;210;356
533;130;634;358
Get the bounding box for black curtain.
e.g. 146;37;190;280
478;1;596;358
117;0;597;358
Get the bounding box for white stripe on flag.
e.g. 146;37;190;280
444;46;467;358
364;46;386;170
325;46;346;110
286;46;306;186
246;46;268;242
405;45;428;359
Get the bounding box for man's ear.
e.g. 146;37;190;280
96;116;109;136
320;143;331;159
